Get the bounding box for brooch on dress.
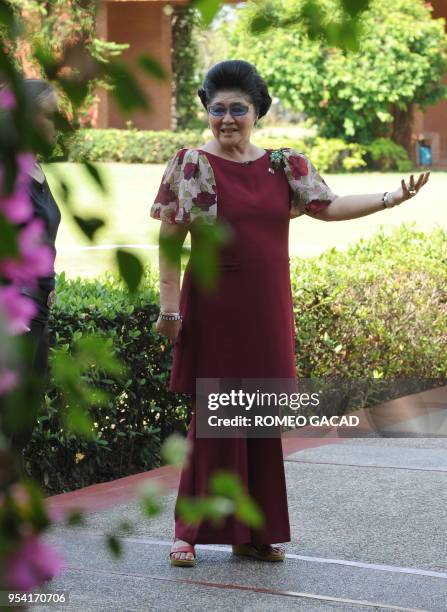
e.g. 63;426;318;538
268;149;286;174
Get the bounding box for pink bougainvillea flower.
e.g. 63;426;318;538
0;187;33;224
0;286;37;335
0;218;54;284
0;369;19;395
0;154;35;223
5;535;65;591
288;155;309;180
0;88;16;109
17;153;35;177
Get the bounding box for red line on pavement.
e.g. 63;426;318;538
64;565;425;611
284;458;447;473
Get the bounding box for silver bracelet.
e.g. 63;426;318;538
381;191;395;209
159;311;182;321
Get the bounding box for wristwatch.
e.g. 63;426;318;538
382;192;395;208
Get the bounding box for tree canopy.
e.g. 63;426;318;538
225;0;447;145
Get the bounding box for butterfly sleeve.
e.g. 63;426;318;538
283;149;339;219
150;149;217;224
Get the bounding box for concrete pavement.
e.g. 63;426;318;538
40;390;447;611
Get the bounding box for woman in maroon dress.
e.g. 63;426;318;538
150;60;430;567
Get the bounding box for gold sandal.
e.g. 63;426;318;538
232;543;286;562
169;539;197;567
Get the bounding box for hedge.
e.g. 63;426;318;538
24;223;446;494
65;128;414;172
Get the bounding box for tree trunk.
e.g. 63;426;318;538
390;103;414;153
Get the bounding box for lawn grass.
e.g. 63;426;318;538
44;162;446;279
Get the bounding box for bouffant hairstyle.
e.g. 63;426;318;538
197;60;272;122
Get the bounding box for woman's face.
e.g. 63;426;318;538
207;90;258;149
34;90;59;146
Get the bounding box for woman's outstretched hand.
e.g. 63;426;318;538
156;316;182;343
390;171;430;206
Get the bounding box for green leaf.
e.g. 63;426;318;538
0;213;19;258
235;495;265;529
138;481;164;517
33;44;59;80
159;233;188;266
205;497;234;522
52;110;74;137
189;220;233;292
76;335;124;377
341;0;370;18
138;55;166;80
106;535;122;558
116;249;144;293
161;432;190;469
209;471;244;499
59;77;89;107
0;44;15;80
21;478;49;531
65;509;84;526
191;0;221;26
65;405;95;438
73;215;105;241
83;161;108;194
103;61;149;113
0;4;15;28
175;496;205;524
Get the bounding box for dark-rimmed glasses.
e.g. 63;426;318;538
207;104;250;118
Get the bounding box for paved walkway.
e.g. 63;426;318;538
41;387;447;611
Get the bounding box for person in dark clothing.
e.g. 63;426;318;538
8;79;61;456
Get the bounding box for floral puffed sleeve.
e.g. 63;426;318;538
150;148;218;224
280;148;339;219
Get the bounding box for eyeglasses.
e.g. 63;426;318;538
207;104;250;118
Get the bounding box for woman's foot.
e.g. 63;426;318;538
232;543;286;562
169;538;197;567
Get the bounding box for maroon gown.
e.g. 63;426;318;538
170;149;295;545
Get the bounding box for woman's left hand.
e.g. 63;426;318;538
390;171;430;206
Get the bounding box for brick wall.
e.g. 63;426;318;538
97;1;173;130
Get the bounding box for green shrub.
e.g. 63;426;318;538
25;270;191;494
303;137;368;173
67;128;207;164
291;222;447;379
25;225;446;494
67;129;413;172
365;137;414;172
